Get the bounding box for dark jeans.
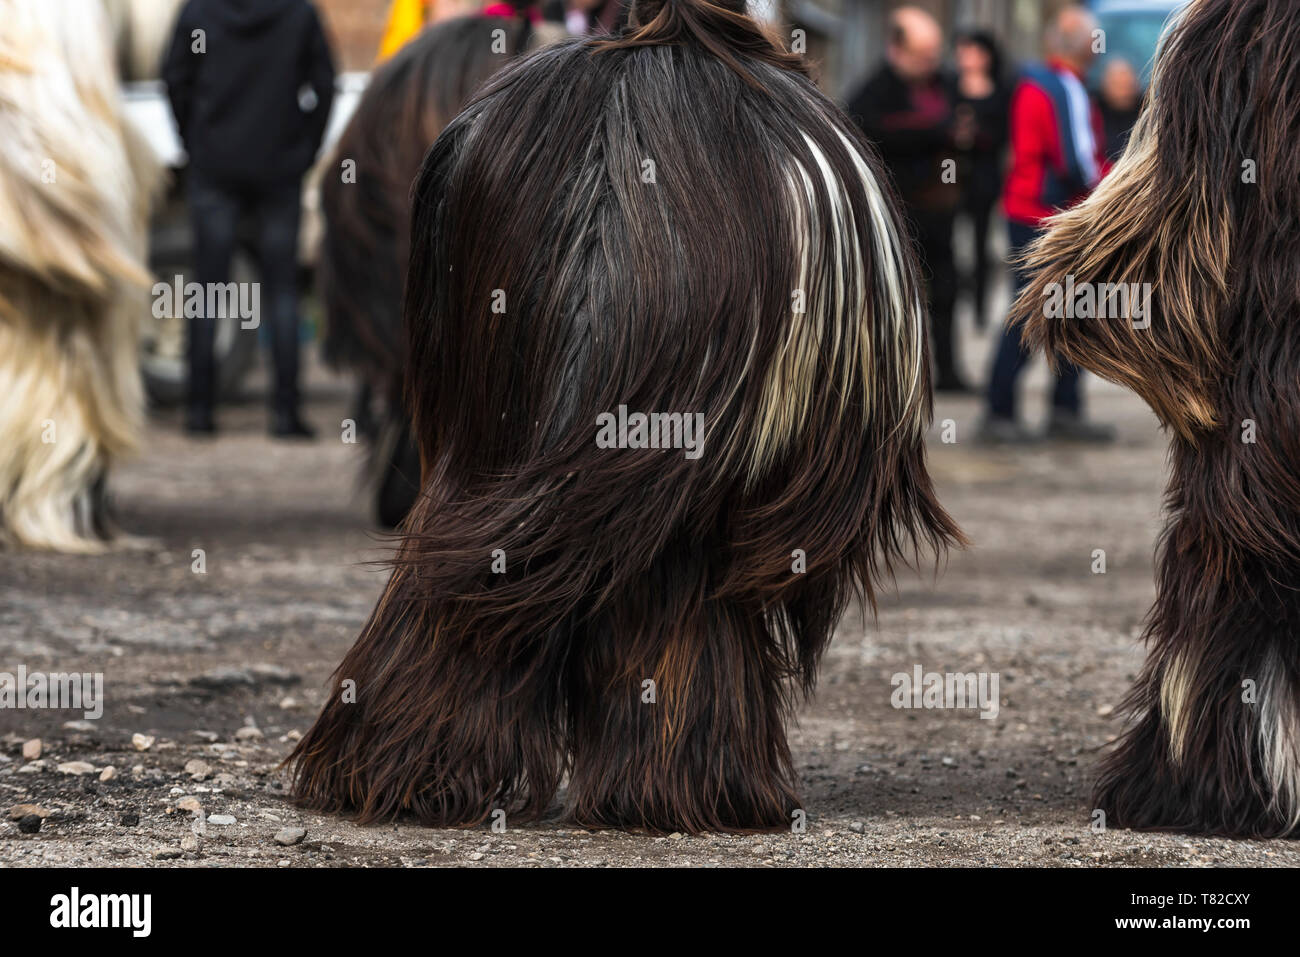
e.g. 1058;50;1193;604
187;170;303;418
911;208;960;385
960;182;998;328
986;219;1081;420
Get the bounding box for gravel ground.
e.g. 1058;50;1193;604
2;330;1298;869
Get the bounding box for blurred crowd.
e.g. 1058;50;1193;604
846;3;1146;444
136;1;1148;444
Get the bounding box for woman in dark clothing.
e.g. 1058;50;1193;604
1098;58;1142;161
952;30;1008;330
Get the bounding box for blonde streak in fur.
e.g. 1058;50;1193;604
746;140;834;482
747;159;824;480
832;128;924;440
795;134;851;411
1259;649;1300;832
1158;647;1195;766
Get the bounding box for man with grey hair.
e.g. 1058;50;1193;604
980;4;1115;444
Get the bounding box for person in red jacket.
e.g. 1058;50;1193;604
979;4;1115;444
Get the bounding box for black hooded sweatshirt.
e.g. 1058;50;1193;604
162;0;336;188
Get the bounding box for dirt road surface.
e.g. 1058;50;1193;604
3;343;1297;868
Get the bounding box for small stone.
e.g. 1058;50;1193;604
849;821;865;833
98;766;116;782
208;814;236;826
751;844;766;855
190;666;255;689
9;804;49;820
120;811;140;827
18;761;45;774
154;848;183;860
234;726;263;742
57;761;95;775
62;720;96;732
21;738;41;760
248;664;301;686
176;797;202;814
18;814;42;834
132;733;155;751
274;826;306;846
192;731;219;743
668;831;684;840
279;697;298;710
180;834;200;852
184;759;212;780
1097;704;1115;717
467;852;484;861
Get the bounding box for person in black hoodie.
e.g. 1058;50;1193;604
162;0;336;437
952;30;1008;332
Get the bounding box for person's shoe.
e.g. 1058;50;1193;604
1046;410;1117;444
270;411;317;441
975;414;1039;445
184;409;217;437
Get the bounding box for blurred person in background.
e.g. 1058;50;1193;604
480;0;549;30
1098;57;1142;161
162;0;336;438
559;0;626;35
849;7;967;393
952;30;1008;332
978;4;1114;444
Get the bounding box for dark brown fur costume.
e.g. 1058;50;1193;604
292;0;960;833
1014;0;1300;837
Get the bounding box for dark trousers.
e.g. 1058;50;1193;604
911;209;959;385
961;183;998;328
986;219;1081;420
187;170;303;417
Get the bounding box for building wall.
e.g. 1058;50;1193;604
314;0;394;71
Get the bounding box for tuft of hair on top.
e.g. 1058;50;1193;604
591;0;809;87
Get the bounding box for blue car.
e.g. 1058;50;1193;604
1088;0;1190;89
